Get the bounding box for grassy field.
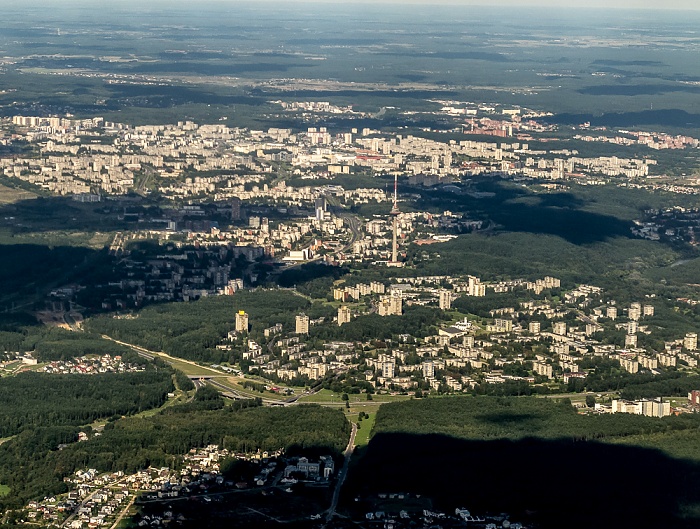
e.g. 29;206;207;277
134;388;192;419
0;228;115;249
299;390;410;450
0;362;21;376
0;484;9;497
0;184;36;205
362;393;413;405
297;389;350;404
298;389;411;406
352;412;377;448
155;354;222;377
75;371;202;432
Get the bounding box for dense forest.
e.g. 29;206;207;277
0;403;349;509
86;290;310;363
0;318;134;362
0;371;174;437
620;375;700;400
30;331;131;362
372;396;700;450
409;231;678;292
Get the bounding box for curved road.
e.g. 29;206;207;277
101;335;317;406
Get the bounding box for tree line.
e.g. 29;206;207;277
0;370;174;438
373;396;700;449
86;290;310;364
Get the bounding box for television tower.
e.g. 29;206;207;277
390;174;400;264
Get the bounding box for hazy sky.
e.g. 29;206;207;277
26;0;700;12
245;0;699;8
36;0;700;10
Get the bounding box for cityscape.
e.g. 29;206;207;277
1;2;700;529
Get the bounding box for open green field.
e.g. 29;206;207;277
352;412;376;448
83;385;191;430
133;388;192;419
297;389;355;404
155;354;221;377
0;361;21;374
297;389;401;405
0;230;114;250
0;195;125;233
0;184;36;205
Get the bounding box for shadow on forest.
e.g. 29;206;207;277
489;201;631;244
546;109;700;128
0;196;139;311
416;182;632;244
0;196;256;315
0;243;104;311
0;195;130;233
277;263;348;289
476;411;546;430
343;432;700;529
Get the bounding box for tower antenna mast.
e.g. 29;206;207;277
390;174;400;264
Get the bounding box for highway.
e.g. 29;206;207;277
101;336;158;362
101;334;319;406
205;378;289;405
134;164;156;196
324;193;362;255
268;192;362;278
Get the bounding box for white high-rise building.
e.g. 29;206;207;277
378;293;403;316
338;306;352;326
439;290;452;310
382;359;395;379
467;276;486;297
422;361;435;379
629;302;642;321
296;313;310;335
552;322;567;336
235;310;249;333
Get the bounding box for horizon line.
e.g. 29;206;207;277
15;0;700;10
